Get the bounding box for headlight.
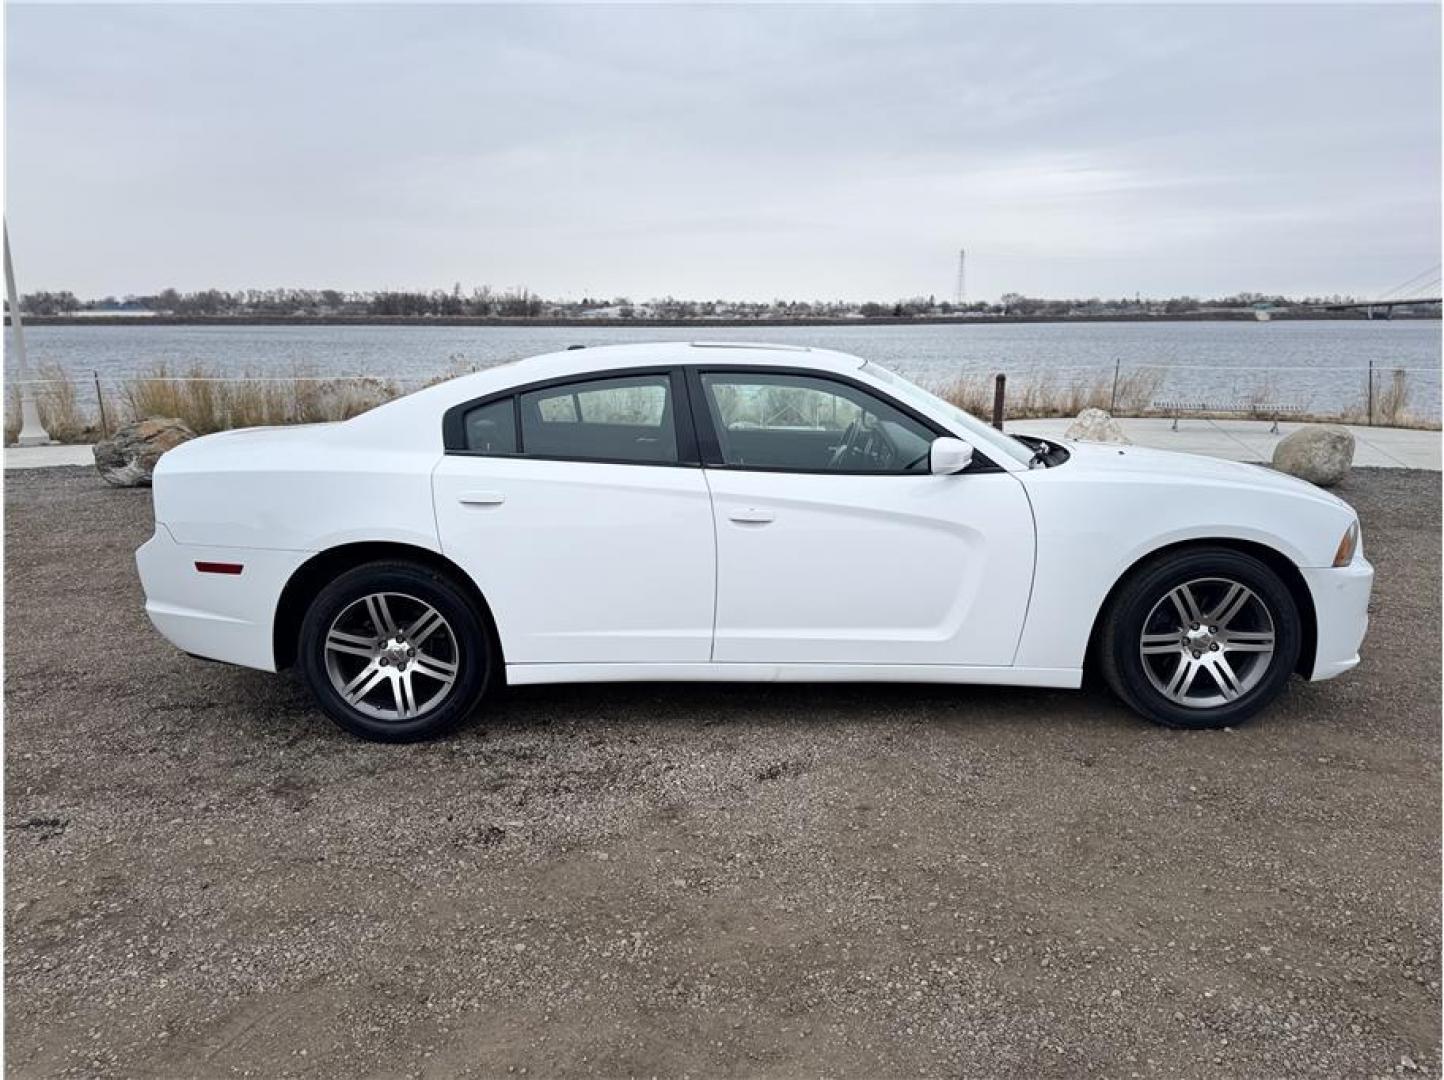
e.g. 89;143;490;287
1333;521;1360;567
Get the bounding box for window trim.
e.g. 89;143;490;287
684;365;999;475
442;366;700;467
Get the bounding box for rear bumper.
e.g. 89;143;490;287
1300;557;1374;681
136;525;309;672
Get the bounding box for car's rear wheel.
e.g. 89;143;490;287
299;561;492;742
1100;548;1301;730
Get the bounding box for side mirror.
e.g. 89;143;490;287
930;436;974;475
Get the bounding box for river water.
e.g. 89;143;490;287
17;318;1443;419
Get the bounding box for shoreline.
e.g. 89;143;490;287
8;311;1440;329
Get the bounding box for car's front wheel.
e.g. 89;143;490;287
1100;547;1302;729
298;561;493;742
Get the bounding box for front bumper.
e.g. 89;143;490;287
1300;556;1374;681
136;525;309;672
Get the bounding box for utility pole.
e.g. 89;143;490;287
3;221;54;446
954;248;966;307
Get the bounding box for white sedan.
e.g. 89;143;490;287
136;342;1373;742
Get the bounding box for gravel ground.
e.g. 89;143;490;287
4;466;1440;1078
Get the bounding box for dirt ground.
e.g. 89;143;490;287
3;465;1440;1078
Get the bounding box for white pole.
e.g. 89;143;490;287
4;221;55;446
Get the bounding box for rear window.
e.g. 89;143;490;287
462;398;517;454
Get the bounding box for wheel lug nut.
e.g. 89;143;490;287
407;648;415;657
1190;623;1199;630
379;657;389;666
1192;650;1201;658
1210;643;1220;651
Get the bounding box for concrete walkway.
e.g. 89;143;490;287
4;444;95;470
1006;417;1441;471
4;421;1440;471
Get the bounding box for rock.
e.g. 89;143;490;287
1271;424;1354;487
1064;407;1130;444
93;418;196;487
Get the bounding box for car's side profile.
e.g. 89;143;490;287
136;342;1373;741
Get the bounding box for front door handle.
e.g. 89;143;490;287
728;508;775;524
458;491;506;506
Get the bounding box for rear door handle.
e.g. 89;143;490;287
458;491;506;506
728;508;775;524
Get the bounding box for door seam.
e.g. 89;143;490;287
1009;473;1041;667
426;451;447;553
699;468;721;662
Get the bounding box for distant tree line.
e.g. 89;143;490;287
9;285;547;319
13;290;84;316
8;285;1415;321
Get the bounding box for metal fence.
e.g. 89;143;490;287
5;359;1441;442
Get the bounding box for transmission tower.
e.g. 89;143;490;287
954;248;966;306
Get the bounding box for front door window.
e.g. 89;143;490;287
699;372;933;472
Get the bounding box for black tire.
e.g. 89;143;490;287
1099;547;1301;730
298;560;493;742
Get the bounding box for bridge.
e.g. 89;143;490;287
1313;263;1441;319
1246;264;1441;320
1316;299;1441;318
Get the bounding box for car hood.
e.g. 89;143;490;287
1039;439;1351;510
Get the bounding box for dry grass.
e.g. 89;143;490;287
935;367;1165;420
1323;366;1432;429
7;364;404;443
5;362;112;444
421;354;485;389
115;364;402;435
5;362;1438;444
1376;366;1412;426
936;365;1440;431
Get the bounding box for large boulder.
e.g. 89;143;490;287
1271;424;1354;487
1064;407;1130;444
93;417;196;487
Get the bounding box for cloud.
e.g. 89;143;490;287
4;2;1439;299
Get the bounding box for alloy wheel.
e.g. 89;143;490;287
323;591;461;721
1138;577;1277;709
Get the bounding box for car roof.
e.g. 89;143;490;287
396;340;864;410
343;341;871;448
496;341;866;379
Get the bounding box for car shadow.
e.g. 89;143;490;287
219;663;1141;745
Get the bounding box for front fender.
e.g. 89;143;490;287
1011;470;1355;671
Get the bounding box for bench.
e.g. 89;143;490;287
1151;401;1308;434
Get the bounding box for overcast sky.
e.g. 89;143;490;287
5;3;1440;302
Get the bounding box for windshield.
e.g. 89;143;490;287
862;362;1037;466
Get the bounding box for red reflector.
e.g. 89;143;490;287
195;561;244;575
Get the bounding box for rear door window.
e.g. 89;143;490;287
518;375;678;464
